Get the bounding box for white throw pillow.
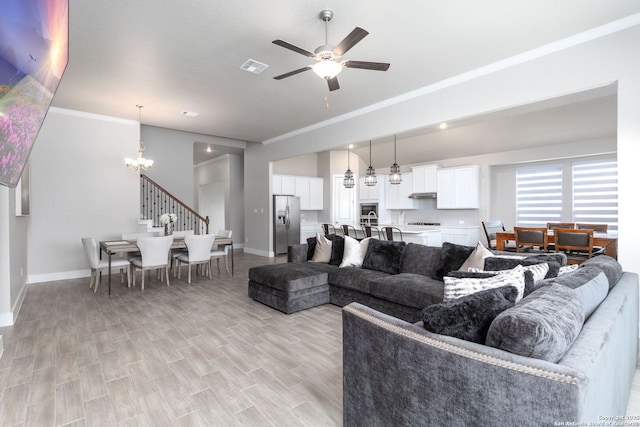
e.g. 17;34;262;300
310;233;332;263
444;265;526;302
459;241;494;271
339;236;372;268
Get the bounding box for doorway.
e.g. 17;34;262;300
198;181;225;234
333;174;356;228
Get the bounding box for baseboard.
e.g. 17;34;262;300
0;279;29;327
27;269;90;284
0;335;3;359
243;247;272;257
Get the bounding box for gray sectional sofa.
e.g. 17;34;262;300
248;235;639;426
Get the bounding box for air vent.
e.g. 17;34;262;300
181;110;199;117
241;59;269;74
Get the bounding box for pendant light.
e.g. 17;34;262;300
343;145;355;188
389;135;402;184
364;140;377;186
125;105;154;171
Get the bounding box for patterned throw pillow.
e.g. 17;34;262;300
443;265;526;302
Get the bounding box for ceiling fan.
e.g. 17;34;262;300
272;9;390;91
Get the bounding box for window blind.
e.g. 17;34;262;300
572;159;618;233
516;164;562;227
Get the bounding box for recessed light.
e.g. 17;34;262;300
181;110;199;117
206;146;212;153
439;122;448;129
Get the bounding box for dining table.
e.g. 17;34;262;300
495;230;618;259
99;236;233;295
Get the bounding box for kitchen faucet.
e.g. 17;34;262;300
367;211;377;225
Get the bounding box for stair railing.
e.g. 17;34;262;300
140;174;209;234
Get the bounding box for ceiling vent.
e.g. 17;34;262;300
241;59;269;74
180;110;199;117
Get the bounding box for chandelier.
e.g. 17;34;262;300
364;139;377;186
343;145;355;188
389;135;402;184
125;105;154;171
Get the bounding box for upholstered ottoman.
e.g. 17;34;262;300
248;263;332;314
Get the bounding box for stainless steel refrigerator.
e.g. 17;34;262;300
273;195;301;255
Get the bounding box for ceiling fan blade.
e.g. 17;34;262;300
344;60;390;71
273;66;313;80
327;77;340;91
272;40;316;58
334;27;369;56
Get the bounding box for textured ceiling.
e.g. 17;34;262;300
50;1;636;164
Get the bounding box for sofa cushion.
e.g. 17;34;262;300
443;265;526;302
369;273;444;309
248;262;332;292
484;255;561;279
433;242;476;281
422;286;518;343
545;265;603;289
310;233;332;263
399;243;442;276
362;239;407;275
579;255;623;290
340;236;372;268
328;267;389;294
486;284;584;363
307;234;345;266
459;241;494;271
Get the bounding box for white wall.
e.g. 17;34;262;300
244;23;640;274
27;109;140;282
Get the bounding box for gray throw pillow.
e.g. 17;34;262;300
486;284;584;363
362;239;407;275
422;286;518;344
433;242;476;281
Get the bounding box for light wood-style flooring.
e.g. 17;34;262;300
0;251;639;426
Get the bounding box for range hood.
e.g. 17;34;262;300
408;192;437;199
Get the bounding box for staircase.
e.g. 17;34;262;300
140;174;209;234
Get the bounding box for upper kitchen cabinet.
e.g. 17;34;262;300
436;165;480;209
386;172;418;210
411;165;438;193
358;176;384;202
273;174;323;210
272;174;295;195
295;176;324;211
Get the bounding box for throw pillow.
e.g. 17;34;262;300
362;239;407;275
484;256;561;279
308;234;345;265
433;242;476;281
485;284;584;363
422;286;519;344
558;264;579;276
443;265;526;302
309;233;332;263
339;236;372;268
458;241;494;272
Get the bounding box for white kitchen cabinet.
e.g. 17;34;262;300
440;227;481;246
411;165;438;193
436;165;479;209
272;174;296;195
358;177;382;201
386;172;418;210
294;176;324;210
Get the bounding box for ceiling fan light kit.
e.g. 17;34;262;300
272;9;390;91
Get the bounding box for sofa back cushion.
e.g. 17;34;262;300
579;255;623;290
400;243;442;276
362;239;406;275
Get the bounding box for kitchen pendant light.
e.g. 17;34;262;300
389;135;402;184
364;140;377;186
125;105;154;172
343;145;355;188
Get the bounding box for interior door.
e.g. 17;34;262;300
333;174;356;228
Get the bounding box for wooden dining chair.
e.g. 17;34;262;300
513;227;548;253
553;228;594;264
546;222;575;230
575;223;608;233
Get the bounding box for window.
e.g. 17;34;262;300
573;159;618;232
515;157;618;232
516;164;562;227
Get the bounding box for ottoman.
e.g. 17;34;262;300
248;262;332;314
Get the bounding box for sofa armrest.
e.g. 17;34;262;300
287;244;309;263
342;302;586;426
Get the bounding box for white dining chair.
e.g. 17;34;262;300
210;230;233;274
175;234;216;283
81;237;130;293
170;229;195;272
129;235;174;291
